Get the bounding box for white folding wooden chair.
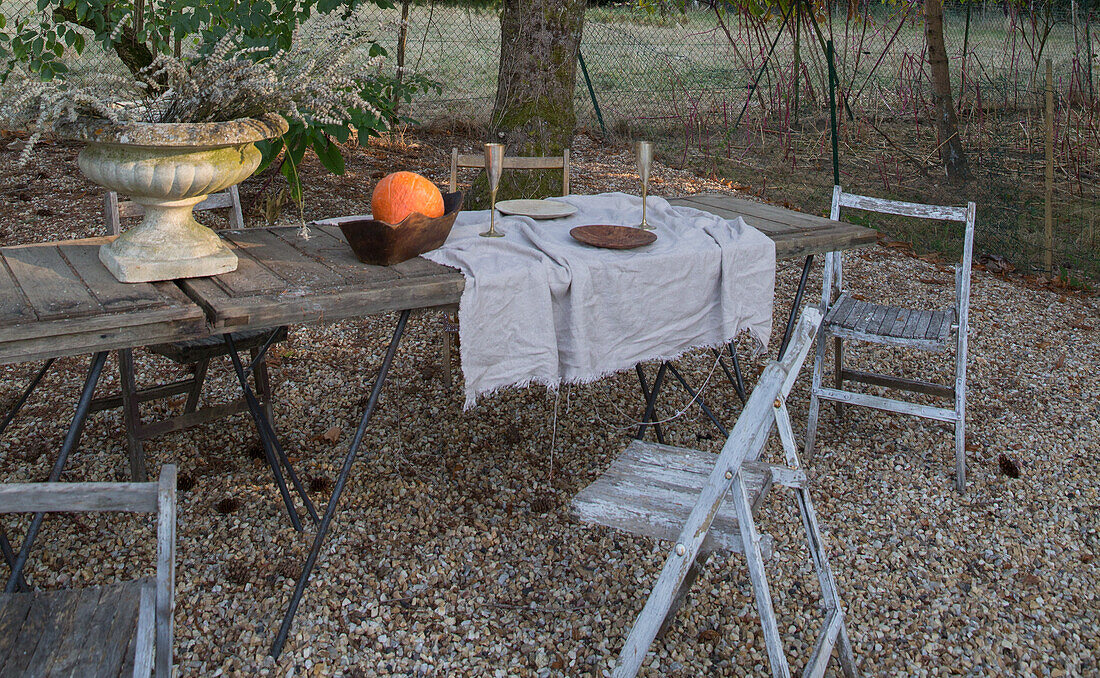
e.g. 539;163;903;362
441;147;572;386
804;186;976;492
0;465;176;677
573;308;858;678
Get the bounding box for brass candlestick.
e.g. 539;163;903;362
480;143;506;238
635;140;654;230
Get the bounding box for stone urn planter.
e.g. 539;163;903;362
62;114;288;283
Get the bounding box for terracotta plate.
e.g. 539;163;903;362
570;224;657;250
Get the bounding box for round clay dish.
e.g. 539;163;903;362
570;224;657;249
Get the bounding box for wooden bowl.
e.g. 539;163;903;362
335;192;463;266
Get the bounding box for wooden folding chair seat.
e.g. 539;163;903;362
97;190;286;481
440;147;572;387
805;187;975;492
823;298;955;350
574;443;776;559
0;465;176;677
573;309;858;678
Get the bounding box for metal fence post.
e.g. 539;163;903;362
578;50;607;136
828;39;839;187
1044;58;1054;275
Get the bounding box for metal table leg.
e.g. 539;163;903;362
634;365;666;444
778;255;814;359
635;362;668;442
6;351;109;593
666;364;730;438
1;528;17;572
271;309;411;658
711;341;747;404
223;330;318;531
0;358;55;437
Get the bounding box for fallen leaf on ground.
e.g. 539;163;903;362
998;453;1021;479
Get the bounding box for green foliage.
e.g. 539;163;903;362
1;1;399;79
1;0;440;199
257;71;439;203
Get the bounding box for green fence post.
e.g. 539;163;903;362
578;50;607;136
828;39;839;187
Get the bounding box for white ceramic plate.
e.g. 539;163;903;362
494;199;577;220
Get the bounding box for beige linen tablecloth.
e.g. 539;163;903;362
420;192;775;409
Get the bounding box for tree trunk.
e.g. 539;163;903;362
53;5;155;76
924;0;969;182
390;0;411;128
469;0;585;207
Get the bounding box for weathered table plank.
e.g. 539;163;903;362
0;238;208;366
180;225;466;332
668;193;877;258
3;245;101;320
0;259;35;323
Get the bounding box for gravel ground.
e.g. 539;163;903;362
1;131;1098;677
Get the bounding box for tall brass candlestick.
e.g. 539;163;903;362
480;143;506;238
635;140;654;230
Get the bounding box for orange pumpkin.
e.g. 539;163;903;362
371;171;445;224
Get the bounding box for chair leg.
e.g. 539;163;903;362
117;349;148;482
954;417;966;493
836;620;859;678
804;330;826;464
832;337;845;420
657;552;710;639
954;321;969;494
732;473;791;678
183;358;210;414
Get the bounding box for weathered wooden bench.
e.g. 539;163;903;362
0;466;176;677
573;308;857;677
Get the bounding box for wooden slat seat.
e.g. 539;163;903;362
0;466;176;678
824;294;956;351
572;440;775;557
0;580;152;677
146;326;288;364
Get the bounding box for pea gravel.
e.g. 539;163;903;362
0;132;1097;677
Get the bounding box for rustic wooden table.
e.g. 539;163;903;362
0;237;207;366
0;195;876;660
0;199;869;367
178;225;465;332
668;193;877;258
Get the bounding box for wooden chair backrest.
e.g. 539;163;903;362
827;185;976;326
449;147;570;196
0;465;177;677
104;186;245;236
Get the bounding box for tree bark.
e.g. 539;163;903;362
924;0;969;182
470;0;585;207
53;5;155;76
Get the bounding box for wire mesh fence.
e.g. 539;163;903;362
2;0;1097;280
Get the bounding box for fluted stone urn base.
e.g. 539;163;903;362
99;196;239;281
64;114;288;283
